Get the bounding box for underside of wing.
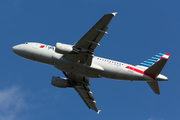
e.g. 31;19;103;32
74;85;99;113
74;12;117;53
62;72;100;113
63;12;117;65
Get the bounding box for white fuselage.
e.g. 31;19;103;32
12;42;167;81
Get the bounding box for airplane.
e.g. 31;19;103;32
12;12;170;114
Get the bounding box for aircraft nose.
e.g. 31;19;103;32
12;45;23;55
12;45;18;54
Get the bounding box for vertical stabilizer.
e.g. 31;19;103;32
136;52;170;71
136;52;170;94
145;58;168;76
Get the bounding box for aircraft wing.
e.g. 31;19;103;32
63;12;117;65
63;72;100;113
74;12;117;53
74;85;99;113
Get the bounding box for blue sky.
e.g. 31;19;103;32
0;0;180;120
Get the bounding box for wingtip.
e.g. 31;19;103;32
112;12;118;16
97;110;101;114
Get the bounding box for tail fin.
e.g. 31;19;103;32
136;52;170;95
145;58;168;76
136;52;170;71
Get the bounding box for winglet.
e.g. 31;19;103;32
97;110;101;114
112;12;118;16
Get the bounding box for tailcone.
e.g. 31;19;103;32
155;74;168;81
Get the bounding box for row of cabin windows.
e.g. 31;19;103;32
96;57;123;65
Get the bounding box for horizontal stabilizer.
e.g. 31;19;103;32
147;81;160;94
145;58;168;76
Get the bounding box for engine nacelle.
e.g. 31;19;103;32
55;43;73;54
51;76;73;88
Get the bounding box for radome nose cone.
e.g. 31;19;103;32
12;45;18;54
12;45;22;55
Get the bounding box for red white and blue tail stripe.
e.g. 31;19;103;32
136;52;170;70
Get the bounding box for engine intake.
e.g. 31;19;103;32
51;76;73;88
55;43;73;54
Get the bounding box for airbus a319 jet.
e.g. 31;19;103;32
12;12;170;114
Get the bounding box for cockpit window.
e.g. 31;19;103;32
23;43;28;44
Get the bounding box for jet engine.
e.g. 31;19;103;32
55;43;73;54
51;76;73;88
